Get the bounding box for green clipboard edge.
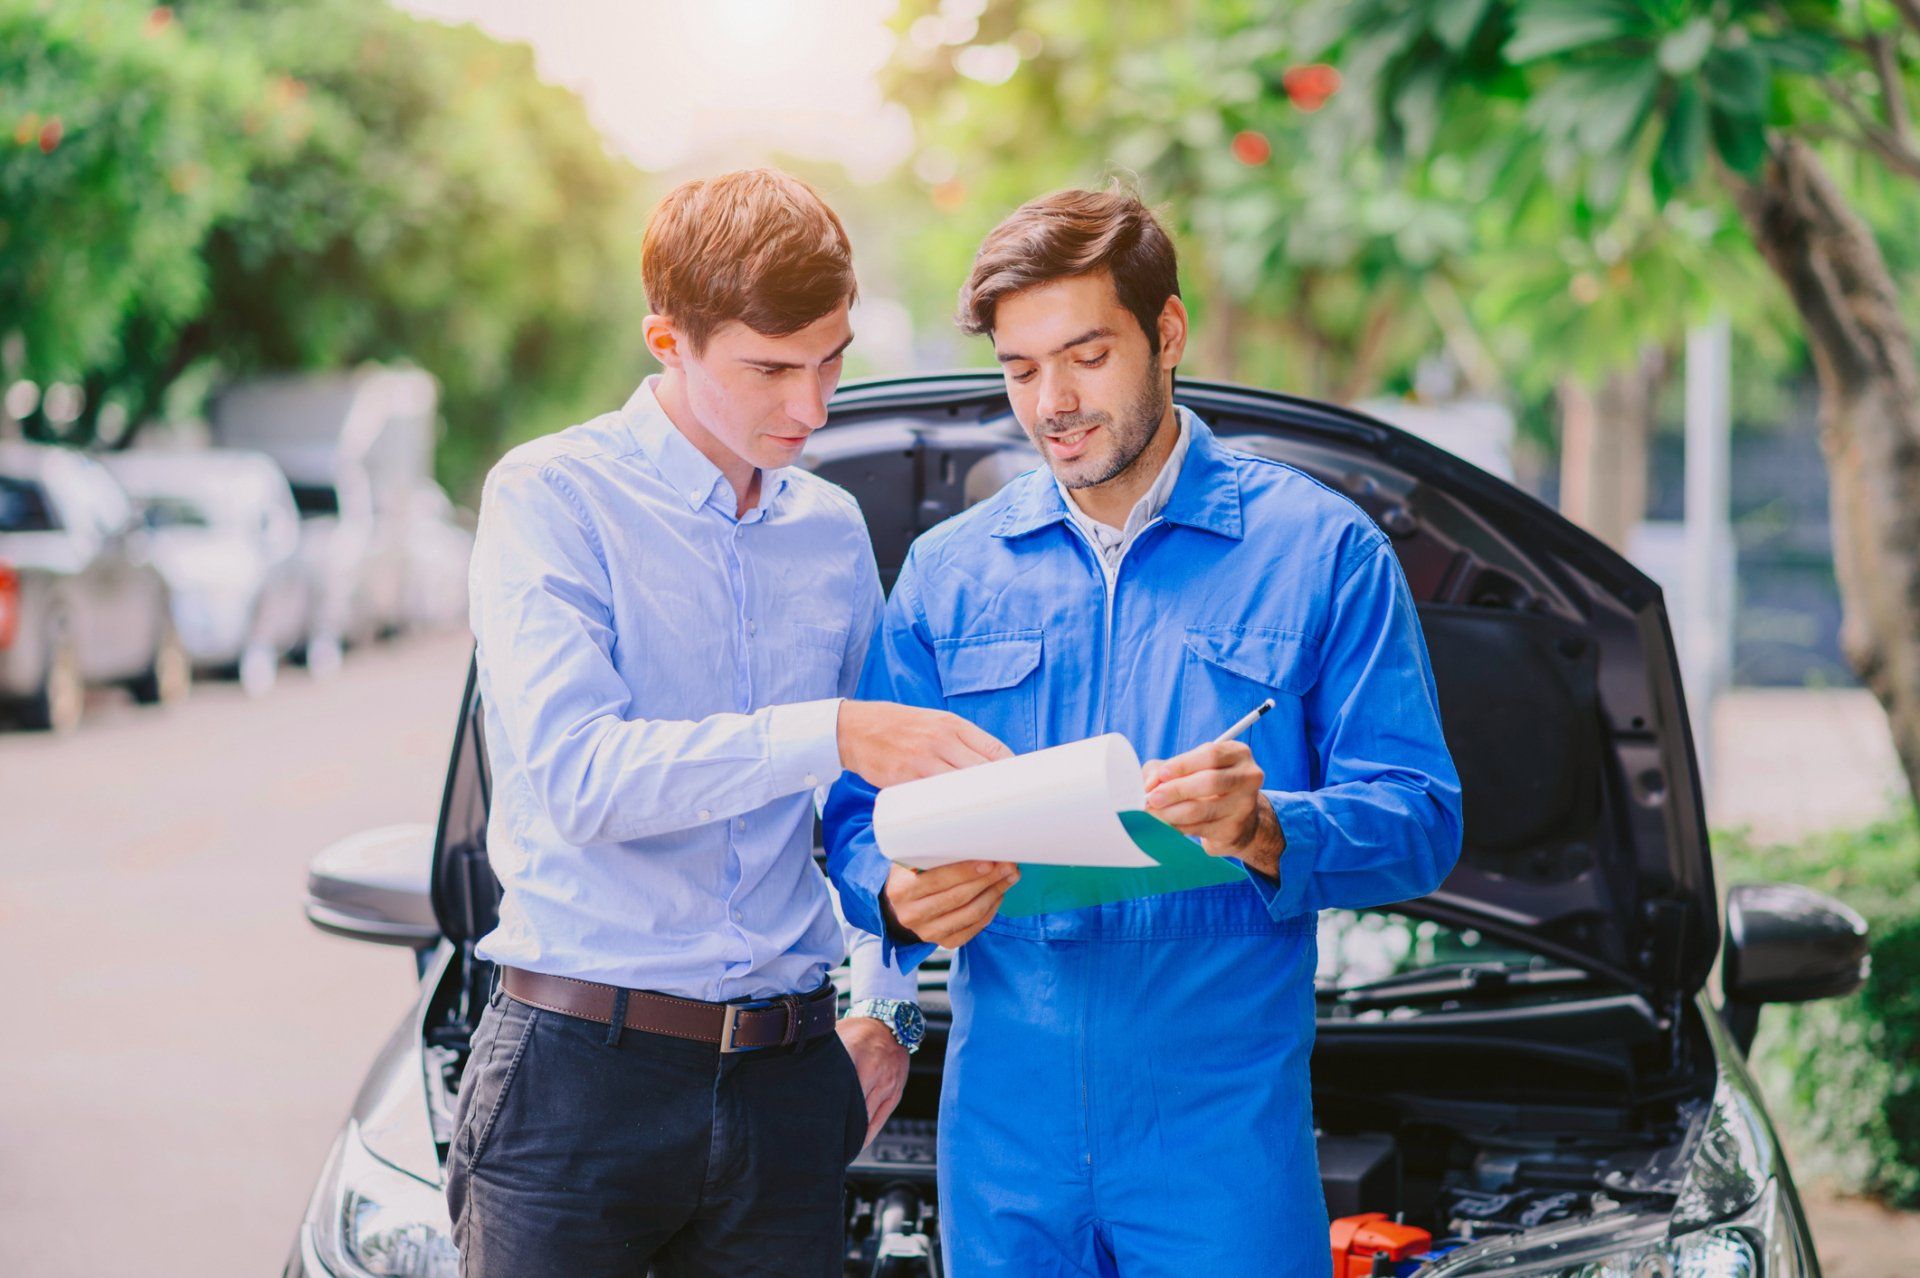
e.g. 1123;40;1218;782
996;809;1246;917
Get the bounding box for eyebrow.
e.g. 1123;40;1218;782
995;327;1116;364
743;333;856;371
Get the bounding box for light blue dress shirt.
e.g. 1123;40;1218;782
469;377;915;1002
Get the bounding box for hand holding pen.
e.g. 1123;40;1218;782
1141;697;1284;870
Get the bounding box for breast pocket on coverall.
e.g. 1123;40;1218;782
1179;624;1323;764
931;629;1042;756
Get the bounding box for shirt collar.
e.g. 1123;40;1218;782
624;376;792;519
994;406;1242;541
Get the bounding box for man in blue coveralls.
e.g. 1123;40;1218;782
823;187;1464;1276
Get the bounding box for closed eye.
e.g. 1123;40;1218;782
1077;353;1108;369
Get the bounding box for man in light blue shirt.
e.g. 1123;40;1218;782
446;169;1016;1278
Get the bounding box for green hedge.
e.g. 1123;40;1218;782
1716;814;1920;1206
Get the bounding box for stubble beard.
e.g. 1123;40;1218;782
1046;363;1171;491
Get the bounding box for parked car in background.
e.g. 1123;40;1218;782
103;449;308;693
0;441;188;732
293;375;1857;1278
400;481;474;634
210;366;439;666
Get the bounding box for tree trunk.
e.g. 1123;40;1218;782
1732;138;1920;816
1557;346;1663;554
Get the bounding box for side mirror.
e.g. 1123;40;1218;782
305;823;441;950
1720;882;1869;1053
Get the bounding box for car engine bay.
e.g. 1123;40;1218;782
833;1041;1710;1278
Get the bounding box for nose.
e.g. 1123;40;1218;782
1036;369;1078;425
788;377;830;431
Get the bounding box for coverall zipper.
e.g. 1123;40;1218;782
1060;514;1164;1182
1063;516;1164;735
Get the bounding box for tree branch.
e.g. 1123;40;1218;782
1419;274;1502;396
1820;72;1920;182
1890;0;1920;44
1869;32;1911;142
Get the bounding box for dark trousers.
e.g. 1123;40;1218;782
446;986;869;1278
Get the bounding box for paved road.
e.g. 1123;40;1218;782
0;632;473;1277
1;632;1913;1276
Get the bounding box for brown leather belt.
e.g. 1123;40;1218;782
501;967;839;1053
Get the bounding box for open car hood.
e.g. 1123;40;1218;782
433;374;1718;1004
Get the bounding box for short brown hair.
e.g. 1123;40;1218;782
641;168;857;353
958;186;1180;353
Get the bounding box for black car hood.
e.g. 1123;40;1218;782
434;374;1717;1004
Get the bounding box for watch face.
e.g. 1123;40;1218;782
896;1003;926;1046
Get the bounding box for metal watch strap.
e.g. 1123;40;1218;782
847;997;922;1054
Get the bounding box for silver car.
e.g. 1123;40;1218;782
0;441;189;731
292;375;1856;1278
105;449;309;692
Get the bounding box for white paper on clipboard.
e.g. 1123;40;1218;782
872;733;1158;871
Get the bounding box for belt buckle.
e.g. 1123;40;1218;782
718;997;777;1054
718;994;805;1053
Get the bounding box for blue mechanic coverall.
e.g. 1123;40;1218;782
824;413;1464;1277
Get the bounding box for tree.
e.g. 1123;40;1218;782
881;0;1472;397
0;2;265;405
1;0;651;496
1314;0;1920;812
883;0;1799;567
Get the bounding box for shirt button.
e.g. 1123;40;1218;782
748;620;758;634
733;909;744;922
698;808;712;821
804;774;819;787
736;818;747;830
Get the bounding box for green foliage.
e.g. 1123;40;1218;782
0;1;260;382
1717;815;1920;1205
0;0;650;495
881;0;1467;398
881;0;1817;409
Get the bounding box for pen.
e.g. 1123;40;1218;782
1213;697;1275;744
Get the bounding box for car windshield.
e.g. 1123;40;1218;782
291;484;339;517
0;476;58;533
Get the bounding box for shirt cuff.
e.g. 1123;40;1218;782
1238;790;1320;920
767;697;844;796
848;938;921;1003
842;837;939;974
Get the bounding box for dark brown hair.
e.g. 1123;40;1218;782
957;186;1180;353
641;168;857;353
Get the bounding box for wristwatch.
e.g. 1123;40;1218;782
846;998;925;1055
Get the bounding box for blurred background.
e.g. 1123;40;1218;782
3;0;1919;1273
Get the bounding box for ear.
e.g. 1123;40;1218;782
1156;296;1188;372
643;314;683;370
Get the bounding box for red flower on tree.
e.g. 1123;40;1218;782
1282;63;1341;112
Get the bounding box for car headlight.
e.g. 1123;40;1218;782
307;1123;459;1278
1416;1200;1777;1276
1420;1068;1809;1277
